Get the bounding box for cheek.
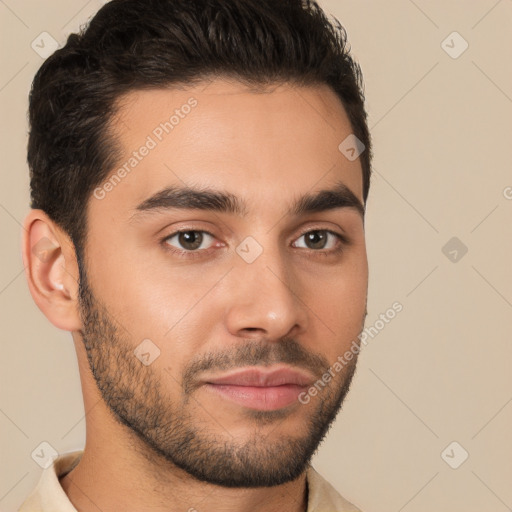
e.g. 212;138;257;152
312;279;366;331
89;242;227;372
87;223;205;321
304;250;368;349
113;270;209;341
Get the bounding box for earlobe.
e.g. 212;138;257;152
21;209;83;332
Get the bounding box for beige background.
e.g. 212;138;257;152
1;1;511;511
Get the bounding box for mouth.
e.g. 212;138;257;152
202;366;315;411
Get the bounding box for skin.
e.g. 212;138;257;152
22;78;368;512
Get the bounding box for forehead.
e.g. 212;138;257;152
94;79;363;221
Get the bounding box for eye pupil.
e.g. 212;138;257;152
306;231;327;249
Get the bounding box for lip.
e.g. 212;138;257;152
204;366;315;387
202;366;315;411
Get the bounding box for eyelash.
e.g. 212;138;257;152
160;227;350;260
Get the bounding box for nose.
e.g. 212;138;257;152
224;252;309;341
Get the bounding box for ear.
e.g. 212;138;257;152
21;209;83;331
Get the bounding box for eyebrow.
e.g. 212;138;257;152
129;180;365;223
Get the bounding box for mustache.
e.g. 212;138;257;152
182;337;330;394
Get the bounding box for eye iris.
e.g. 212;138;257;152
306;231;327;249
179;231;203;250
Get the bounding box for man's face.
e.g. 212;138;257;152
77;79;368;487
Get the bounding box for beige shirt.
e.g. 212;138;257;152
18;450;362;511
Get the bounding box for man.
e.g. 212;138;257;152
20;0;372;510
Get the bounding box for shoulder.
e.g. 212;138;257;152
18;450;83;512
306;466;363;512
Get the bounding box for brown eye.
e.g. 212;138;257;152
293;230;342;251
304;231;328;250
164;230;215;251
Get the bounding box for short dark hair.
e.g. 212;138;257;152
27;0;372;258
